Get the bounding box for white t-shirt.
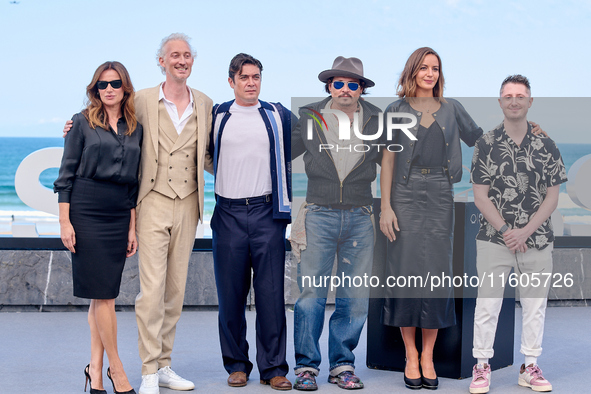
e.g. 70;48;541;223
215;102;272;199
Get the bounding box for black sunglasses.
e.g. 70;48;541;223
97;79;122;90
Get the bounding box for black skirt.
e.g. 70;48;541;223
69;177;131;299
381;168;456;329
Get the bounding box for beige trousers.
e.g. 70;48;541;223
135;190;198;375
472;240;553;360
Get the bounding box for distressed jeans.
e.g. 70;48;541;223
294;204;374;376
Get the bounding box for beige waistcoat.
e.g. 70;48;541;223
152;101;198;199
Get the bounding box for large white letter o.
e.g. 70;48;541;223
567;154;591;210
14;147;63;217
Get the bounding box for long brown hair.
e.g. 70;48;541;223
83;61;137;135
396;47;445;99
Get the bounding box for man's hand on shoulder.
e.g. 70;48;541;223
63;120;73;138
529;121;548;137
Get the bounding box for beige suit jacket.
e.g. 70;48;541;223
134;84;213;222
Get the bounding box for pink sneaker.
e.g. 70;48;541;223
470;364;491;393
518;364;552;392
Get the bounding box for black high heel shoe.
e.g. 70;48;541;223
107;367;137;394
404;374;423;390
404;359;422;390
421;375;439;390
420;362;439;390
84;364;107;394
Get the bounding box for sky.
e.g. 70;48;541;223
1;0;590;143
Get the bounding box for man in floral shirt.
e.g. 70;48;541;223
468;75;567;394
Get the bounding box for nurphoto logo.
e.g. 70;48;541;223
305;108;418;153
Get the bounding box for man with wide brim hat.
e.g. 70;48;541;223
290;56;381;391
317;56;375;88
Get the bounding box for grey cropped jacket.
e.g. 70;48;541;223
385;98;483;184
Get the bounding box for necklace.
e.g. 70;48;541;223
412;98;439;114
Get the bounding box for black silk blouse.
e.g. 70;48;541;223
54;112;143;206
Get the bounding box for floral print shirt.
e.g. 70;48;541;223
470;122;567;250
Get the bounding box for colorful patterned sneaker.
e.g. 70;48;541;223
469;364;491;393
518;364;552;392
294;371;318;391
328;371;364;390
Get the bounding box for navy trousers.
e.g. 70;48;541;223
211;194;289;379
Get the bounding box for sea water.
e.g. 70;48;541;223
1;137;589;236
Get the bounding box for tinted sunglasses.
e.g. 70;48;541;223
97;79;123;90
332;81;360;91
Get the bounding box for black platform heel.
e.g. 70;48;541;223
404;374;423;390
420;361;439;390
107;367;137;394
84;364;107;394
404;359;422;390
421;375;439;390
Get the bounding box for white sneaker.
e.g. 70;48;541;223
139;373;160;394
157;366;195;390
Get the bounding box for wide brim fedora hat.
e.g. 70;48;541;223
318;56;375;88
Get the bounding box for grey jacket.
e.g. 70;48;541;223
385;98;483;184
292;97;382;206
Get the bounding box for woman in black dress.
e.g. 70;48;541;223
54;61;142;394
379;47;483;390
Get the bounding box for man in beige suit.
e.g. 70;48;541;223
134;33;212;394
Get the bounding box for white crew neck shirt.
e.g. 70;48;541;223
215;102;272;199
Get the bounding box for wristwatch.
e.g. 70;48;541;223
498;224;509;235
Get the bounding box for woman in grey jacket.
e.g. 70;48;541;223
379;47;481;390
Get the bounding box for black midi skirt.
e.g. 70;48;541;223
69;177;131;299
381;168;456;329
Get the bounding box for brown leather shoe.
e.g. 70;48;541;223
228;371;248;387
260;376;292;390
